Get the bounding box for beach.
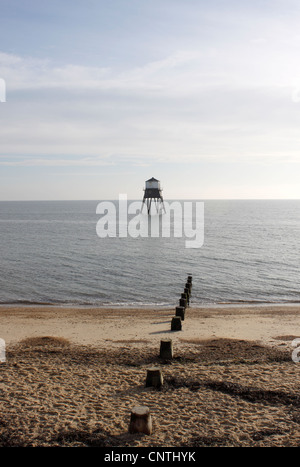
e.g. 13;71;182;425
0;304;300;447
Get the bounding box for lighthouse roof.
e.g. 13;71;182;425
146;177;159;182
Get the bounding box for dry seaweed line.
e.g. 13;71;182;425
164;376;300;408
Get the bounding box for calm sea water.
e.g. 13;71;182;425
0;200;299;307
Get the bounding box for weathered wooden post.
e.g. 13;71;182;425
159;339;173;359
175;306;185;321
129;406;152;435
146;367;163;388
184;287;190;305
171;315;182;330
187;275;192;283
181;292;188;307
185;282;192;295
179;297;187;308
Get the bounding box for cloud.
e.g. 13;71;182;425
0;156;113;167
0;52;111;91
0;152;157;168
1;41;299;97
0;49;209;98
1;46;300;168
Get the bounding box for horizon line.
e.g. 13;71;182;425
0;198;300;202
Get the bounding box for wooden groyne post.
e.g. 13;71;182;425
184;287;190;304
175;306;185;321
129;406;152;435
146;367;164;388
159;339;173;359
171;315;182;331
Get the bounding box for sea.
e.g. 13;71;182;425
0;199;299;308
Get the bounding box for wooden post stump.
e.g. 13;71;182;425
175;306;185;321
181;292;188;307
179;298;187;308
187;275;192;283
159;339;173;359
145;367;163;388
185;282;192;295
184;288;190;304
171;316;182;331
129;406;152;435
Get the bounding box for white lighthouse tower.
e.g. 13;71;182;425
141;177;166;214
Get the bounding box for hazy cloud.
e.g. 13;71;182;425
1;1;300;199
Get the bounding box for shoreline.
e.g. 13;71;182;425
1;303;299;349
1;300;300;309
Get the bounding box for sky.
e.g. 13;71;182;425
0;0;300;200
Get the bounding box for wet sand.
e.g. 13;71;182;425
0;304;299;447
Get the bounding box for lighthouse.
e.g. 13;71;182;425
141;177;166;214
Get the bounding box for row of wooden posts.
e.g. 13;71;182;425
129;274;193;436
171;273;192;331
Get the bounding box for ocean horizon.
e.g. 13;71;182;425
0;199;299;308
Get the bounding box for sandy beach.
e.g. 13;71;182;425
0;304;300;447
